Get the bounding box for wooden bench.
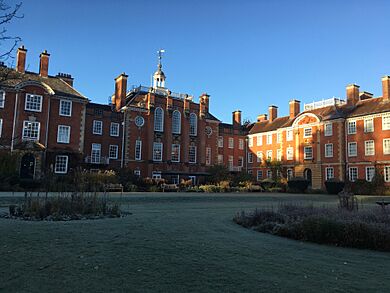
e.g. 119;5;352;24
376;200;390;209
162;184;179;192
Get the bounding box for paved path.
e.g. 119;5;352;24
0;193;389;292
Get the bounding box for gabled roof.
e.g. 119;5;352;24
0;67;87;100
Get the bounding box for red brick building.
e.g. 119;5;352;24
0;46;88;179
247;76;390;189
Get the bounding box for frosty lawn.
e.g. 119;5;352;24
1;193;390;292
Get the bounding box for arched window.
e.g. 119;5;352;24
189;113;197;136
154;107;164;132
172;110;181;134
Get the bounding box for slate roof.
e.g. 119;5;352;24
0;67;87;100
348;96;390;118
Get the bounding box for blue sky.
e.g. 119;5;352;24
6;0;390;123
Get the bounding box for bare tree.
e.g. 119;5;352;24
0;0;23;63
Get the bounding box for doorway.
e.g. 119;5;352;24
20;153;35;179
304;168;312;188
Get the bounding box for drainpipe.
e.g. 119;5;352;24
245;137;248;173
344;119;348;182
120;106;127;168
11;92;19;152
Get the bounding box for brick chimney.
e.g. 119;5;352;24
269;105;278;122
359;91;373;101
199;93;210;116
346;84;360;106
39;50;50;77
257;114;267;122
16;45;27;73
57;73;74;87
289;100;300;119
232;110;242;127
382;76;390;101
113;73;128;112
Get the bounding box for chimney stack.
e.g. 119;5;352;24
346;84;360;106
257;114;267;122
39;50;50;77
359;91;373;101
382;76;390;101
269;105;278;122
57;73;74;87
199;93;210;115
289;100;300;119
16;45;27;73
113;73;128;112
232;110;242;127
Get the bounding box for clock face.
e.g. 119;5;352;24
205;126;212;136
135;116;145;127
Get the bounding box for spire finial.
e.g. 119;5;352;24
157;49;165;68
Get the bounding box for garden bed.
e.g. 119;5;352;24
1;192;122;221
234;204;390;251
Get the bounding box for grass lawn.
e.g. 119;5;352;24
1;192;390;292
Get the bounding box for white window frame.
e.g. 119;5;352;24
189;145;197;163
365;166;375;182
257;151;263;163
54;155;68;174
267;170;272;179
287;169;293;180
217;154;223;164
218;136;223;148
238;156;243;167
257;170;263;181
228;137;234;149
22;121;40;141
277;149;282;161
325;143;333;158
59;99;72;117
153;142;163;162
325;167;334;181
154;107;164;132
109;145;119;159
324;123;332;136
134;170;141;177
0;119;2;137
189;113;197;136
266;150;272;161
304;146;313;160
135;140;142;161
93;120;103;135
239;139;244;150
206;147;212;165
364;118;374;133
364;140;375;156
303;127;312;138
266;133;272;145
348;121;356;135
382;115;390;131
172;110;181;134
384;166;390;182
384;138;390;155
57;125;70;144
228;155;233;170
286;147;293;160
110;122;120;137
286;129;293;141
0;90;5;108
277;131;282;143
171;144;181;163
248;153;253;163
25;94;42;112
256;134;262;146
349;167;358;182
91;143;101;164
348;142;357;157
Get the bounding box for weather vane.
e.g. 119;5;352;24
157;49;165;66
